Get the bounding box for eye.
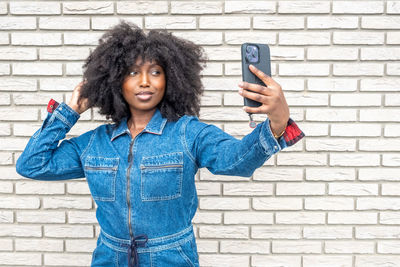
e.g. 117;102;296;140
129;71;138;76
151;69;161;75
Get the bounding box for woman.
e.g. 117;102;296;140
16;21;304;267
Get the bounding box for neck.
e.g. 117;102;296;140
128;109;156;131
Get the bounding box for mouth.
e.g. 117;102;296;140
136;91;154;101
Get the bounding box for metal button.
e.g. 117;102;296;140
59;107;62;110
274;145;278;150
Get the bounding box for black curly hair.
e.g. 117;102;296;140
78;20;206;124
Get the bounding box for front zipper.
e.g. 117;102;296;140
140;164;182;170
126;139;135;240
84;166;118;171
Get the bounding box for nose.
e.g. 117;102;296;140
139;73;149;87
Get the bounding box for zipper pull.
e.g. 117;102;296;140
248;113;256;128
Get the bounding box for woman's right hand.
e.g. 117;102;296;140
67;81;90;114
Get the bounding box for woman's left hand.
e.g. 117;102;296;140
238;64;290;135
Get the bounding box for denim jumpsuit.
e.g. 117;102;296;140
16;102;303;267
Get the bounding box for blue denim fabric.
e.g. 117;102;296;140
16;102;288;266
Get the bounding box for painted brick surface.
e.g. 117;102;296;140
2;1;399;266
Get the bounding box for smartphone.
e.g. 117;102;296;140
241;43;271;111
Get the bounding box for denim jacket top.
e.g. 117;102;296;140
16;102;304;242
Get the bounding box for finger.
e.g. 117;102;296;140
239;81;272;96
249;65;277;87
239;88;269;104
242;105;266;114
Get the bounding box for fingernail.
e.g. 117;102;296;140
238;88;243;94
238;81;244;87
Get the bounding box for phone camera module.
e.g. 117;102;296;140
245;45;259;63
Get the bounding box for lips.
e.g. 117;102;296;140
136;91;154;101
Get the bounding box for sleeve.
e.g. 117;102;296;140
16;99;93;180
184;117;304;177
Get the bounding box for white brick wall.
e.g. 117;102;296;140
1;1;399;266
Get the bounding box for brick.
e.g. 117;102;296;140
196;240;218;253
117;1;167;14
276;212;325;224
308;16;358;29
303;226;352;239
64;32;103;46
334;31;384;45
145;16;196;29
362;17;400;29
223;183;272;196
0;78;37;91
17;211;65;223
279;63;329;76
68;211;97;224
44;253;92;266
0;17;36;30
16;181;65;195
328;212;377;224
306;138;356;152
360;139;400;151
225;1;275;14
253;197;302;210
362;47;400;61
12;32;62;46
0;196;40;209
360;168;399;181
385;124;400;137
306;109;357;122
200;255;249;267
285;92;328;107
308;47;358;60
0;2;6;14
0;63;9;75
271;47;304;61
225;31;276;45
358;198;400;211
277;183;325;196
356;226;400;239
40;77;82;91
253;168;303;181
0;32;9;45
92;17;143;30
333;1;383;14
305;197;354;211
386;93;400;106
16;239;63;252
66;239;96;252
220;240;270;254
224;211;273;225
0;225;41;237
0;253;41;265
0;211;13;223
40;47;90;60
387;32;400;44
199;226;248;239
0;239;12;251
202;63;223;76
277;152;327;166
200;16;249;29
273;241;321;253
63;1;113;14
200;92;222;106
382;184;400;196
0;47;36;61
331;123;381;137
45;225;93;238
329;183;378;196
171;1;222;14
251;226;302;239
199;197;249;210
196;182;220;196
334;63;383;76
66;62;84;76
378;241;400;253
383;154;400;166
0;124;11;136
0;137;30;150
203;47;241;61
361;78;400;91
173;31;222;45
0;94;10;105
388;1;400;13
10;1;60;14
254;16;305;29
39;17;90;30
379;213;400;227
360;109;400;122
308;78;357;92
303;256;352;267
252;256;301;267
306;168;355;181
199;107;248;121
355;256;400;267
279;1;329;14
330;153;380;167
13;123;45;137
43;197;92;209
13;63;62;76
276;78;305;92
325;241;374;254
192;211;221;224
14;93;63;106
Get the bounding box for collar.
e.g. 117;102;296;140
110;109;167;141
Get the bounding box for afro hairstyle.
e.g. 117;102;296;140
78;20;206;125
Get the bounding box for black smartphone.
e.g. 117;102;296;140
241;43;271;111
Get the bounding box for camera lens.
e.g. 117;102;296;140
245;45;259;63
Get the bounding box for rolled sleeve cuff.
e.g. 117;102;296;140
51;100;80;128
259;118;282;154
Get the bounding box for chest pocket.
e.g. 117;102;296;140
84;157;119;202
140;152;183;202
